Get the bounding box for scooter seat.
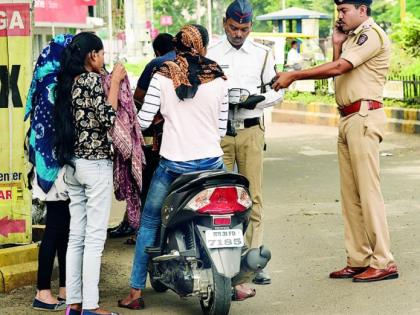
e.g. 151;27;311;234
169;170;225;192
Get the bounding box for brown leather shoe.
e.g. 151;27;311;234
329;266;368;279
353;265;398;282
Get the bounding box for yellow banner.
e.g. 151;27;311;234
0;1;32;244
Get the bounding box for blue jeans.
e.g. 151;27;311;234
130;156;224;289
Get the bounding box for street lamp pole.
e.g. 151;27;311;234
108;0;113;68
282;0;286;32
196;0;201;24
207;0;212;39
400;0;406;21
151;0;154;30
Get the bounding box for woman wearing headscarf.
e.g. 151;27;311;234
118;24;228;310
25;34;73;312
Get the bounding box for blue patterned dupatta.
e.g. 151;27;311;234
24;34;73;193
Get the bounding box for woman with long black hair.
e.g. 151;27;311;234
54;32;126;315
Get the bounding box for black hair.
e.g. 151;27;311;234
291;40;298;46
152;33;174;56
54;32;103;167
354;4;371;16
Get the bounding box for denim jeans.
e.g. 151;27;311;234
65;159;113;309
130;156;224;289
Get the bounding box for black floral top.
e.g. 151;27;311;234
72;72;116;160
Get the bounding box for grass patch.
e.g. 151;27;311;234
284;91;420;109
284;91;336;105
124;59;151;76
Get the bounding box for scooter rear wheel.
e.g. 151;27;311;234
200;266;231;315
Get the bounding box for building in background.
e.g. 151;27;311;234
255;7;331;68
33;0;154;65
33;0;104;60
124;0;153;62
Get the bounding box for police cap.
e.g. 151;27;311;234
226;0;253;24
334;0;372;5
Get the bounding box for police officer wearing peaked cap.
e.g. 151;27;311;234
207;0;284;292
272;0;398;282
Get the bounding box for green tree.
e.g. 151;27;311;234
151;0;419;37
153;0;197;34
250;0;333;37
391;14;420;58
250;1;280;32
364;0;419;32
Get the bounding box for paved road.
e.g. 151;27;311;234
1;122;420;315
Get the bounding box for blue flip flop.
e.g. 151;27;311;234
32;298;66;311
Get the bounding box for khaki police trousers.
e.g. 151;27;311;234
221;125;265;249
337;103;395;269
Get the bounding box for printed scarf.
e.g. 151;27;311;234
24;34;74;193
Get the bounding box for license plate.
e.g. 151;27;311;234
205;229;244;249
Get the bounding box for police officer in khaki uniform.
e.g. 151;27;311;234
207;0;283;287
272;0;398;282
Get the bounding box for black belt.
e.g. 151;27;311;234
244;117;260;128
226;117;261;137
227;117;260;128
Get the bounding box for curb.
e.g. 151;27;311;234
272;100;420;134
0;243;39;293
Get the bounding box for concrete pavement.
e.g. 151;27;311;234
1;121;420;314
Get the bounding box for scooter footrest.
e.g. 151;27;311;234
179;249;196;257
145;247;161;255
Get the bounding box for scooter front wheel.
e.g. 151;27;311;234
200;266;231;315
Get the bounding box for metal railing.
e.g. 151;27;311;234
388;75;419;103
313;75;419;104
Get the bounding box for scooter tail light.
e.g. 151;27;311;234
186;186;251;214
185;188;215;210
236;186;253;208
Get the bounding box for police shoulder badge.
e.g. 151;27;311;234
357;33;368;46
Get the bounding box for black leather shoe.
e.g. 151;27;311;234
252;269;271;285
109;221;135;238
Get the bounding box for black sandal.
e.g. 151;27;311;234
124;236;136;245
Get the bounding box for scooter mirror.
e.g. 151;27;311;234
228;88;251;105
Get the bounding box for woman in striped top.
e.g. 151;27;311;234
118;24;228;310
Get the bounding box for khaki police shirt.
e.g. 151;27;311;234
335;18;391;107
